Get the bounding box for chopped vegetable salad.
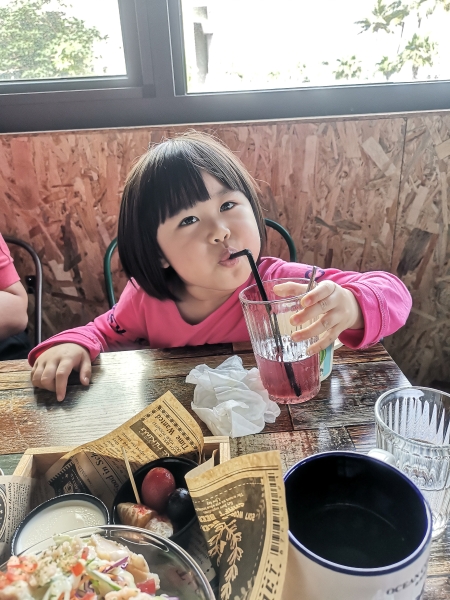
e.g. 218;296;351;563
0;534;178;600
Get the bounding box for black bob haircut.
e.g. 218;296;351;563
118;131;267;301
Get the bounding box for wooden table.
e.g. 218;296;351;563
0;342;448;598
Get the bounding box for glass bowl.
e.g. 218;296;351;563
1;525;215;600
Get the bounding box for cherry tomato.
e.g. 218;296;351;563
141;467;176;512
0;573;9;590
6;571;26;582
137;578;156;595
20;558;38;573
71;562;84;577
7;557;20;570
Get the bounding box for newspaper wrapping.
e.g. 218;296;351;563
185;450;288;600
0;392;204;566
44;391;204;510
0;476;50;564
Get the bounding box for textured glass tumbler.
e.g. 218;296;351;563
239;278;320;404
375;386;450;539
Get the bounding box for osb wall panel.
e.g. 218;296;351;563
386;115;450;385
0;115;447;385
236;119;405;273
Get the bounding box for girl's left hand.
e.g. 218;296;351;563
272;280;364;355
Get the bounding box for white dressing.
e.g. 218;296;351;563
16;500;107;553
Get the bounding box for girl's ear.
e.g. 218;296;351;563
160;257;170;268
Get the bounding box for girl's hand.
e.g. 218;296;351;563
30;343;91;402
273;281;364;355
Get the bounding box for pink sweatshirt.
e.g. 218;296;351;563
28;257;412;365
0;234;20;290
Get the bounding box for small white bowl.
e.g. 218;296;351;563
12;493;109;555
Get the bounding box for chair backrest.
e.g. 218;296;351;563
3;236;43;346
264;218;297;263
104;218;297;309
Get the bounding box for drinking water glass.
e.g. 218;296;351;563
374;386;450;539
239;277;320;404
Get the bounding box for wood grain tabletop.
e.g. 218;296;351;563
0;342;448;598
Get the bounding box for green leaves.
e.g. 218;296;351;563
333;56;362;80
355;0;439;81
376;56;401;80
0;0;106;80
356;0;410;34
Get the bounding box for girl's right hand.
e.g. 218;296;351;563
30;343;92;402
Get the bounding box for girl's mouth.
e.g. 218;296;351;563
219;247;240;268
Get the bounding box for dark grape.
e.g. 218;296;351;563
166;488;195;524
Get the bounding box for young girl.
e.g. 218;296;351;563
29;132;412;401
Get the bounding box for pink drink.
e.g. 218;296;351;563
255;352;320;404
239;277;321;405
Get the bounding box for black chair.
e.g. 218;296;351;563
104;219;297;309
3;236;43;345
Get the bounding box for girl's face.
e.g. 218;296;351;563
157;172;261;299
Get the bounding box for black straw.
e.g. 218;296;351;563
231;249;301;397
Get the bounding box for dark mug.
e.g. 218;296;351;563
282;451;432;600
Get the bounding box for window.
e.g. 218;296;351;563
0;0;126;83
1;0;450;134
181;0;450;93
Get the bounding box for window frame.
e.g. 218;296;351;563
1;0;450;134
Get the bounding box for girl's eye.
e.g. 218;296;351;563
179;215;199;227
220;201;236;212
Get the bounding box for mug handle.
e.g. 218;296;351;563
368;448;396;467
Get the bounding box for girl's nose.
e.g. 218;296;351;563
208;222;230;243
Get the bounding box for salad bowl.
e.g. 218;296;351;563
0;525;215;600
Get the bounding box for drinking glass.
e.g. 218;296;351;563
239;277;320;404
375;386;450;539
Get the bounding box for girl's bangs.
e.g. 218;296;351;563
153;155;212;224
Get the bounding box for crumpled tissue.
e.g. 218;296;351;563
186;355;281;438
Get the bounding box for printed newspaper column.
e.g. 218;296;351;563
185;450;288;600
0;477;33;564
44;392;204;510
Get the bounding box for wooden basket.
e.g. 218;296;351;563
13;436;231;478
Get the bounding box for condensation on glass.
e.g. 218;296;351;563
180;0;450;94
0;0;126;81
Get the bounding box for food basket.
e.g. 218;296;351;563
12;437;231;478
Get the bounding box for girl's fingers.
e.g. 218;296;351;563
30;362;37;378
305;324;342;356
79;354;92;386
292;309;341;342
39;362;58;393
272;282;308;298
31;362;44;387
301;280;336;308
290;281;338;326
55;359;74;401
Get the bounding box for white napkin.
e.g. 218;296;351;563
186;355;281;438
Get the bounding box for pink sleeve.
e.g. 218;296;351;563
325;270;412;348
28;281;148;365
262;259;412;349
0;234;20;290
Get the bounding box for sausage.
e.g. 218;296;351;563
117;503;157;528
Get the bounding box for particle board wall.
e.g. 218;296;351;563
0;114;449;385
389;114;450;385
